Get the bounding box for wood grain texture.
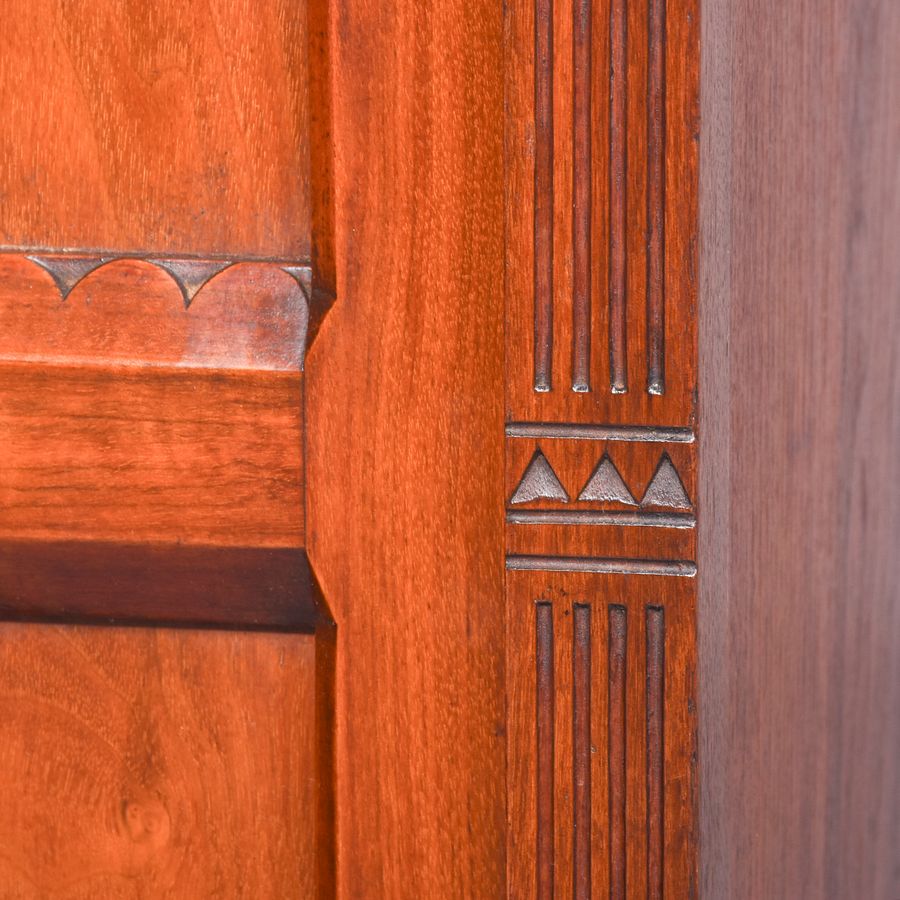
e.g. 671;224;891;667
507;580;695;899
304;0;507;893
505;0;698;894
0;254;309;370
0;363;303;548
699;1;900;897
0;0;311;259
506;0;698;423
0;624;318;898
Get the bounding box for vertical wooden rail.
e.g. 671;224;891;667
572;0;592;392
608;0;628;392
506;0;698;894
534;0;555;392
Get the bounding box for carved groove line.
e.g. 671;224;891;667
507;556;696;576
608;605;627;899
534;0;555;392
507;509;695;528
572;0;592;392
528;0;669;395
646;606;665;899
506;423;694;442
573;603;592;898
609;0;628;393
646;0;667;394
536;602;556;899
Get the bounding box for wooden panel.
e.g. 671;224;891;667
0;624;318;898
0;248;308;555
304;0;506;894
699;0;900;897
0;0;311;259
505;0;699;894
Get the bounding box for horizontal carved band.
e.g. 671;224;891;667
0;252;310;371
506;422;694;442
506;555;696;577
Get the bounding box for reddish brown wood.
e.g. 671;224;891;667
505;0;698;895
534;0;555;391
607;605;627;900
572;603;592;899
608;0;628;393
304;0;507;893
645;606;665;900
0;362;303;548
699;1;900;897
0;254;309;370
0;541;315;631
0;0;336;895
646;0;666;394
536;603;556;899
0;0;312;260
0;624;319;897
572;0;592;392
506;0;697;426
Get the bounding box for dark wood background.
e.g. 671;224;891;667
699;1;900;897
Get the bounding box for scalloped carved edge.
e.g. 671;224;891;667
22;253;312;308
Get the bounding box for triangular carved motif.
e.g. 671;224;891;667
509;450;569;504
26;255;109;299
150;259;232;306
577;455;637;505
641;454;692;509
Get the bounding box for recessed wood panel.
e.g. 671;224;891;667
0;624;318;898
0;0;311;259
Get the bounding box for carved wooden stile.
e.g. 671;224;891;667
505;0;698;894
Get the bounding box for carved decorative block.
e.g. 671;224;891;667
505;0;699;893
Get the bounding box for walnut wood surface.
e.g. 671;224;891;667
304;0;507;894
0;624;318;898
699;1;900;897
0;0;311;260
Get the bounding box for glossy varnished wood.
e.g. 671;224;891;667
0;0;311;259
699;0;900;897
505;0;698;894
0;624;318;897
0;541;316;631
0;362;303;548
304;0;507;893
